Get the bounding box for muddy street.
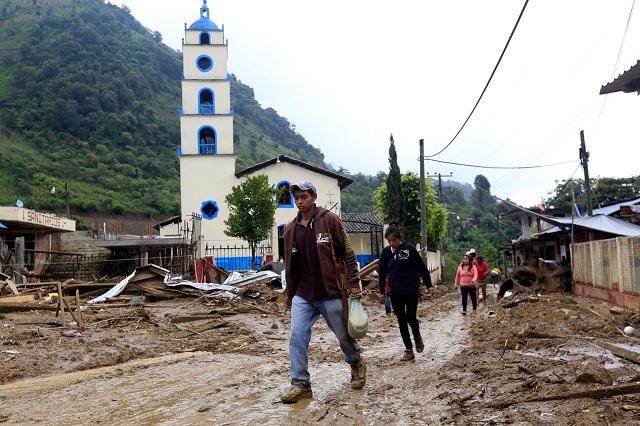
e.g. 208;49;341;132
3;288;640;425
0;292;468;425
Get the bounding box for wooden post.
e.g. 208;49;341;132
57;281;66;327
15;236;25;284
75;289;83;330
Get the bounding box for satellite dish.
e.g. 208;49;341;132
16;200;24;208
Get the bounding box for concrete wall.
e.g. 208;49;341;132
180;115;234;155
181;80;231;115
183;45;228;80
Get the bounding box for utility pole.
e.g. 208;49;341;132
426;172;454;199
426;172;453;275
419;139;428;260
579;130;593;216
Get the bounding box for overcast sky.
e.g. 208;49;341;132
119;0;640;206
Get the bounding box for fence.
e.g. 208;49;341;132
19;251;191;281
204;244;272;271
571;236;640;308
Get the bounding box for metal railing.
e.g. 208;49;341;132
198;143;217;155
199;104;215;114
204;244;273;271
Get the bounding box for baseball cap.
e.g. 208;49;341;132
290;180;317;195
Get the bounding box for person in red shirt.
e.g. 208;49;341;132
454;254;478;315
475;255;489;305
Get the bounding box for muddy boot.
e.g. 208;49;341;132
350;358;366;390
280;384;312;403
401;349;415;361
414;336;424;353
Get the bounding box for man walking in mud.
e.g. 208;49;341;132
280;181;366;403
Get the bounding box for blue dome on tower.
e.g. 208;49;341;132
190;0;219;30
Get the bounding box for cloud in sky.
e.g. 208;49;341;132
120;0;640;206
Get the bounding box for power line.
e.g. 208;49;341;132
612;0;636;79
427;0;530;159
594;0;637;135
425;158;577;170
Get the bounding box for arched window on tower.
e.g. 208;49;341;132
199;89;215;114
276;181;293;208
200;32;210;45
198;126;217;155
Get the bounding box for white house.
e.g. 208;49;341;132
170;1;353;267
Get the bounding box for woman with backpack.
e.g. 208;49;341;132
378;224;434;361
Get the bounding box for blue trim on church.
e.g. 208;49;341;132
190;0;219;30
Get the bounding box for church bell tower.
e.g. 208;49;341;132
179;0;237;248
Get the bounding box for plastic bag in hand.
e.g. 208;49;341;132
348;295;369;339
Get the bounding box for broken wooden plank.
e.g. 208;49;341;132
0;303;60;313
0;294;35;304
595;340;640;364
169;315;222;324
4;279;19;295
359;259;379;279
490;383;640;409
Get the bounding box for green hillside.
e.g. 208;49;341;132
0;0;328;216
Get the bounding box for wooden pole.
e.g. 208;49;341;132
75;289;83;330
57;281;66;327
419;139;428;261
15;237;25;285
579;130;593;216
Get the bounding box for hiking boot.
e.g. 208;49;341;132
350;358;366;390
400;349;415;361
415;336;424;353
280;384;312;403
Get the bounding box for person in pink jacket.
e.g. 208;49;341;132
454;253;478;315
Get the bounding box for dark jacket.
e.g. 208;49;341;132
284;206;360;302
378;243;432;295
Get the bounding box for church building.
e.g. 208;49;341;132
169;1;353;265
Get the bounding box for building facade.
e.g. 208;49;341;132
175;2;353;264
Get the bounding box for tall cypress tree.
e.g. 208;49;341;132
387;133;406;226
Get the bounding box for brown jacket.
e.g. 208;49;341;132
284;206;360;302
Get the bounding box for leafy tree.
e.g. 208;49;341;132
471;174;495;213
546;176;640;212
375;172;447;246
386;134;406;225
224;175;277;269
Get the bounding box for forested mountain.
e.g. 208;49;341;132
0;0;327;216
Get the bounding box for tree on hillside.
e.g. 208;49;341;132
224;175;277;270
386;134;406;225
375;172;447;246
471;175;494;211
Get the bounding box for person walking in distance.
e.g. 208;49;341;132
378;224;434;361
475;255;489;304
280;181;366;403
454;253;478;315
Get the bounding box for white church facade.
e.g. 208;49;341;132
166;1;353;266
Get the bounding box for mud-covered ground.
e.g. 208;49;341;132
2;285;640;425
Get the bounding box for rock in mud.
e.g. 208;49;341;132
575;360;612;385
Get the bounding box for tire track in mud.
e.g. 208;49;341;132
0;294;470;425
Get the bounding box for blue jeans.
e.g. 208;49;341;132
289;295;361;385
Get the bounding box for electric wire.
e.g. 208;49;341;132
425;158;577;170
594;0;637;135
427;0;530;158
